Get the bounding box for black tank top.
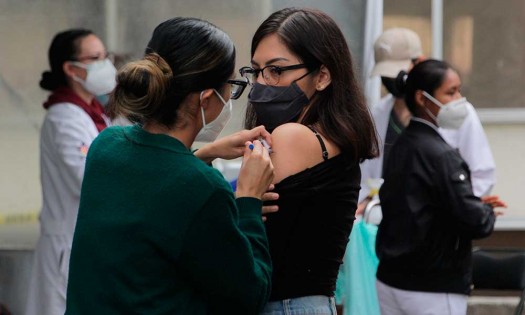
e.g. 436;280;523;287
264;127;361;300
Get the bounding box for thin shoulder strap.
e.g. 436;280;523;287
307;125;329;161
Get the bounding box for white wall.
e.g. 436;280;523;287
484;124;525;227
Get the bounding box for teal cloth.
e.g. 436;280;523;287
336;219;380;315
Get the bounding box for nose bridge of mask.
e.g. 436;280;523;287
446;97;467;108
71;58;107;71
249;82;300;102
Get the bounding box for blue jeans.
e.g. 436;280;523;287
260;295;337;315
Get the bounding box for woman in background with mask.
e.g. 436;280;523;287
65;17;274;314
241;8;379;314
25;28;116;315
375;59;506;315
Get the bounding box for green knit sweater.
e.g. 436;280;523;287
65;125;272;314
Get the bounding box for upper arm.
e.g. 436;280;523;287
270;123;339;183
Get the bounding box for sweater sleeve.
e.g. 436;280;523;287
178;190;272;313
436;150;496;239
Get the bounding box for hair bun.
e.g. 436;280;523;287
39;71;61;91
108;53;173;122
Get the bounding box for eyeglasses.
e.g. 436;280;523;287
71;51;114;63
239;63;311;86
227;78;249;100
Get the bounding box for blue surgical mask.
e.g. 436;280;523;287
96;94;110;106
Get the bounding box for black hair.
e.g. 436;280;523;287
244;7;378;161
40;29;93;91
109;17;235;127
404;59;451;116
381;70;407;98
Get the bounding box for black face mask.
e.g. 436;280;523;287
248;82;310;132
381;70;407;98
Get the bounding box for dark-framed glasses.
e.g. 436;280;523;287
239;63;310;86
227;77;249;100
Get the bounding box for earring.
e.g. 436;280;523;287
317;85;324;91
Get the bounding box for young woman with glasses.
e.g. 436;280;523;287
25;28;116;315
242;7;379;314
65;18;274;314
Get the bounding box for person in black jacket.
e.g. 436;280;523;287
375;59;506;315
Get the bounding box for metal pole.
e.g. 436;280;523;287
105;0;118;52
431;0;443;59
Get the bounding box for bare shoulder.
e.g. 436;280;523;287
270;123;338;183
272;123;315;146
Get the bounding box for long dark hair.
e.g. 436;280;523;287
40;29;93;91
109;17;235;127
404;59;451;116
244;7;378;161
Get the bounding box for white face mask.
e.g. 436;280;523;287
72;58;117;96
422;91;468;129
195;89;232;142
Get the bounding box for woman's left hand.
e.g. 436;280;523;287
195;126;272;163
261;184;279;222
481;195;507;216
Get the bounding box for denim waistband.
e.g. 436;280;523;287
261;295;336;315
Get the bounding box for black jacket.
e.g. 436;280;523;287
376;119;495;295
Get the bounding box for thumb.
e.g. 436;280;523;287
243;141;253;160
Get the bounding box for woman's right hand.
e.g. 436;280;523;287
194;125;272;164
235;140;274;200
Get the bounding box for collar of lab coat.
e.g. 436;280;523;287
43;86;107;132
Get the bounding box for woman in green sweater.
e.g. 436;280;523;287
65;17;274;314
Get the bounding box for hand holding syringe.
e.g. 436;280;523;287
249;137;273;154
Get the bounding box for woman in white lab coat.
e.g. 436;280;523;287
25;29;116;315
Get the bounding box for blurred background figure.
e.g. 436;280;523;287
359;27;495;212
339;27;497;315
376;59;506;315
25;29;116;315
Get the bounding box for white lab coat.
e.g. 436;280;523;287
359;94;496;202
25;103;102;315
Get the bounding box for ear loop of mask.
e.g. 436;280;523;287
213;89;228;105
69;61;87;84
199;91;207;128
421;91;442;124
